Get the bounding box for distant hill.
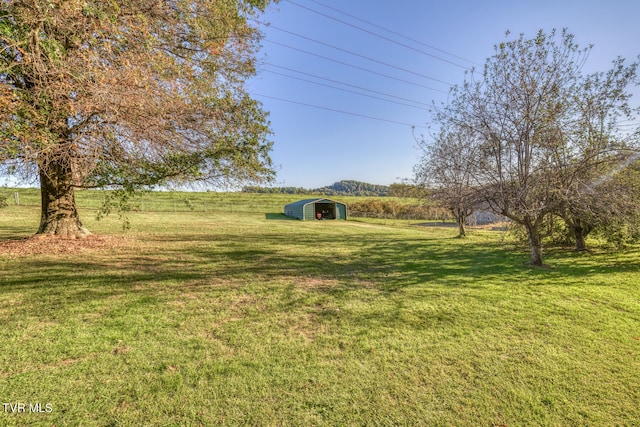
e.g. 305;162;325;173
242;180;390;196
312;180;389;196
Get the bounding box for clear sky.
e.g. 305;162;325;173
248;0;640;189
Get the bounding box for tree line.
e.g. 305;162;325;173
243;180;423;197
415;29;640;266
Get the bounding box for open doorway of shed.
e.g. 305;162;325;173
315;202;335;219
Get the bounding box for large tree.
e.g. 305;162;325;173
428;29;639;266
1;0;275;237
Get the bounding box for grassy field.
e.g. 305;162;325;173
1;195;639;426
3;187;428;216
4;187;318;214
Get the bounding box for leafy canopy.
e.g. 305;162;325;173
0;0;276;189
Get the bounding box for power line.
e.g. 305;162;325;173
259;61;432;107
283;0;473;70
305;0;480;67
262;69;429;110
267;24;454;86
251;92;427;128
264;39;450;94
616;122;640;129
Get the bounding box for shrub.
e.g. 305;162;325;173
348;199;443;220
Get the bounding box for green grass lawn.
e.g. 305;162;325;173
1;200;639;426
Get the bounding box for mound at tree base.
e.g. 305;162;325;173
0;234;130;257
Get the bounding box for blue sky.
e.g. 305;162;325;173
248;0;640;189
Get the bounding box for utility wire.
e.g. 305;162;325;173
267;24;454;86
252;92;427;129
305;0;480;67
259;61;432;107
264;39;450;94
616;122;640;129
263;69;429;110
284;0;471;70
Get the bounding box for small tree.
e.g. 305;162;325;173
415;126;481;237
429;29;639;265
1;0;276;237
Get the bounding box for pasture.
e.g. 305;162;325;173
0;191;639;426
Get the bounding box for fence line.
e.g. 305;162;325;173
5;190;455;223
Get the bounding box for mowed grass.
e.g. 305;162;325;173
0;201;639;426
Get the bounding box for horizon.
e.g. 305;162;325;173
1;178;402;193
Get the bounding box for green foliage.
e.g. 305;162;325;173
242;185;308;194
0;193;7;209
505;212;640;251
348;198;440;220
315;180;389;196
592;217;640;249
244;180;390;196
544;217;574;246
387;182;430;198
507;216;573;247
96;189;138;231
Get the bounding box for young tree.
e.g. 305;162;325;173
0;0;275;237
430;29;639;266
415;126;481;238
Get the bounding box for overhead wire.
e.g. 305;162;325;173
262;69;429;110
255;1;639;147
252;0;474;127
259;61;432;107
267;24;454;86
305;0;481;67
264;39;450;94
616;122;640;129
251;92;428;129
283;0;473;70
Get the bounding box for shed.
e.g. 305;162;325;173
284;198;347;221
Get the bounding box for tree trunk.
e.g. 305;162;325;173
37;161;90;238
572;225;588;251
567;218;593;252
455;209;467;238
457;219;466;238
525;222;545;267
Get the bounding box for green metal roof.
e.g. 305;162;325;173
285;198;339;208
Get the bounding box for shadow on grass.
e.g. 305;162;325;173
265;213;296;220
0;232;492;290
0;225;37;241
2;224;637;306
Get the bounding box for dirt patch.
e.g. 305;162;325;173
0;234;131;257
